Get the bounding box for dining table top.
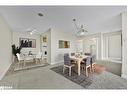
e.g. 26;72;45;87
69;54;90;76
70;55;89;60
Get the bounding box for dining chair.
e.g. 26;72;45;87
23;54;34;66
63;53;75;76
70;53;75;56
35;52;42;64
70;52;76;63
91;55;96;64
16;53;25;68
91;55;96;72
81;56;91;77
84;53;91;56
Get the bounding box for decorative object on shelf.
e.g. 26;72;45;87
43;36;47;42
19;38;36;48
59;40;70;48
73;18;88;36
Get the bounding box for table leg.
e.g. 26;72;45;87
78;60;80;76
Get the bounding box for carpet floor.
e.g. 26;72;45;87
51;65;127;89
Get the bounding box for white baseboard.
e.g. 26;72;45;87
121;74;127;79
51;61;64;65
0;64;11;80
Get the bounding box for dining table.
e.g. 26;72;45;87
70;55;89;76
22;53;36;66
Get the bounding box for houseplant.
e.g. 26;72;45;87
12;44;22;62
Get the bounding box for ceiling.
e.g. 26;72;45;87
0;6;126;35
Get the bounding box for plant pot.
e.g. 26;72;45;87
13;55;18;63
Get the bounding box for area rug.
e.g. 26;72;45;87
51;65;93;88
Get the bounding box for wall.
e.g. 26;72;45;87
12;32;40;54
122;12;127;79
41;29;51;63
81;33;102;60
0;15;12;80
103;31;122;61
81;31;122;61
51;29;78;64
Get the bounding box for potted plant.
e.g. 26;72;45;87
12;44;22;63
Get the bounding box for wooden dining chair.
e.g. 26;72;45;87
81;57;91;77
70;53;75;56
16;53;25;68
84;53;91;56
35;52;42;64
63;53;75;76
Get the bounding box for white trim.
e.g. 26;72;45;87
102;58;122;63
122;74;127;79
108;60;122;63
51;61;64;65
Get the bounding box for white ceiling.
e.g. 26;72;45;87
0;6;127;35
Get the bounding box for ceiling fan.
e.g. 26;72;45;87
73;19;88;36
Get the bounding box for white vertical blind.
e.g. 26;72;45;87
108;35;122;59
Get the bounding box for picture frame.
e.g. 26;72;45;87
59;40;70;48
19;38;36;48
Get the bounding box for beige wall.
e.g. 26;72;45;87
12;32;40;54
51;29;78;64
0;15;12;80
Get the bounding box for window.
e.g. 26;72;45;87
103;32;122;61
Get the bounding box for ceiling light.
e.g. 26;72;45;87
38;13;44;17
28;28;37;35
30;32;33;35
73;18;88;36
